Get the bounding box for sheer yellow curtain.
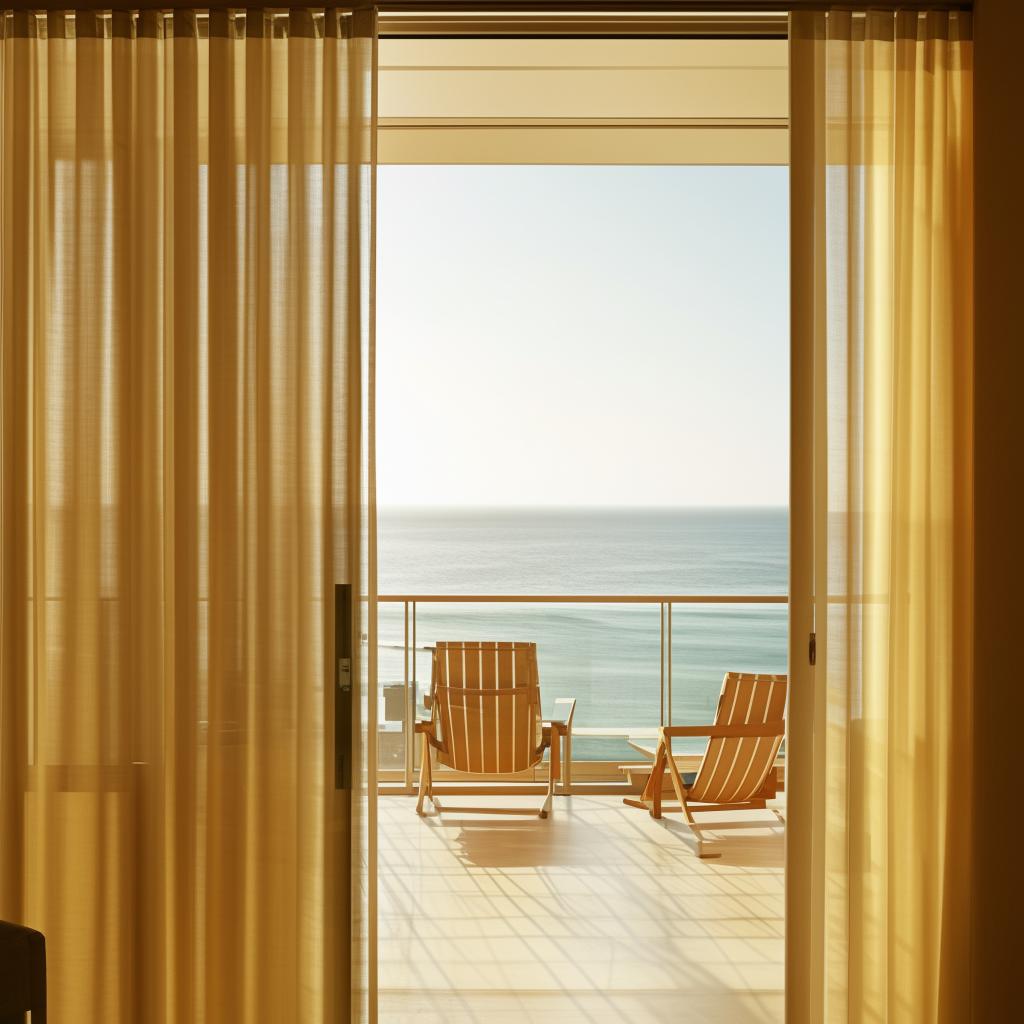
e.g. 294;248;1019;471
0;8;374;1023
790;9;972;1022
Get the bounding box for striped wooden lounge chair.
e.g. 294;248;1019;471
625;671;787;857
415;641;576;818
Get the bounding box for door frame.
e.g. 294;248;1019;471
363;10;808;1023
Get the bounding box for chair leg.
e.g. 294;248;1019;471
539;722;566;817
659;740;718;857
650;743;667;819
539;770;554;819
664;739;690;816
562;723;573;793
640;751;656;801
416;737;432;816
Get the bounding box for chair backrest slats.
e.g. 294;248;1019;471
431;641;543;775
689;672;787;804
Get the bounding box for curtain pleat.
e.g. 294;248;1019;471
0;9;374;1023
791;9;972;1023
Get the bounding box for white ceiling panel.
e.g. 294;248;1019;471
377;38;788;165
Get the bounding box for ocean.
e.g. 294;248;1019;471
377;506;788;760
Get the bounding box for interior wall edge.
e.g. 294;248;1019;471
971;0;1024;1017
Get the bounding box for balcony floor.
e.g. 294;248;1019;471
379;791;785;1023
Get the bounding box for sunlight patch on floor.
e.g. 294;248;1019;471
378;793;785;1024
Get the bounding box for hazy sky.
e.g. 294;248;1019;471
377;164;788;507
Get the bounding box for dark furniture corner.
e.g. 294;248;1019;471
0;920;46;1024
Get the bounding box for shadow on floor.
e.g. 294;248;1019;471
654;815;785;868
423;813;613;868
379;987;785;1024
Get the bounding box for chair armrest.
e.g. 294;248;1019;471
543;699;576;791
660;723;784;740
415;717;445;751
545;697;577;730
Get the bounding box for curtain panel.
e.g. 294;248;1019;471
790;9;972;1023
0;8;374;1024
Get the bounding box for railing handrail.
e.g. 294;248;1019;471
378;593;787;604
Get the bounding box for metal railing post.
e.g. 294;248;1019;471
659;602;666;727
403;601;413;787
410;601;418;788
667;601;673;726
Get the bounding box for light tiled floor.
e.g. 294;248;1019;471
378;792;785;1023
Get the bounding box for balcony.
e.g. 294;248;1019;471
377;594;787;1023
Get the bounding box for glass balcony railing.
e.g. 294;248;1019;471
375;593;788;787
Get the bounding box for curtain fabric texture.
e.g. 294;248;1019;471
0;8;374;1024
790;10;972;1022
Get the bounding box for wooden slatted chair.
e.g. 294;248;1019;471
415;641;576;818
625;671;787;857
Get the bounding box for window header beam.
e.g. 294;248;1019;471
380;13;789;38
377;33;789;163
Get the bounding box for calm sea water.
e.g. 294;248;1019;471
378;506;787;759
